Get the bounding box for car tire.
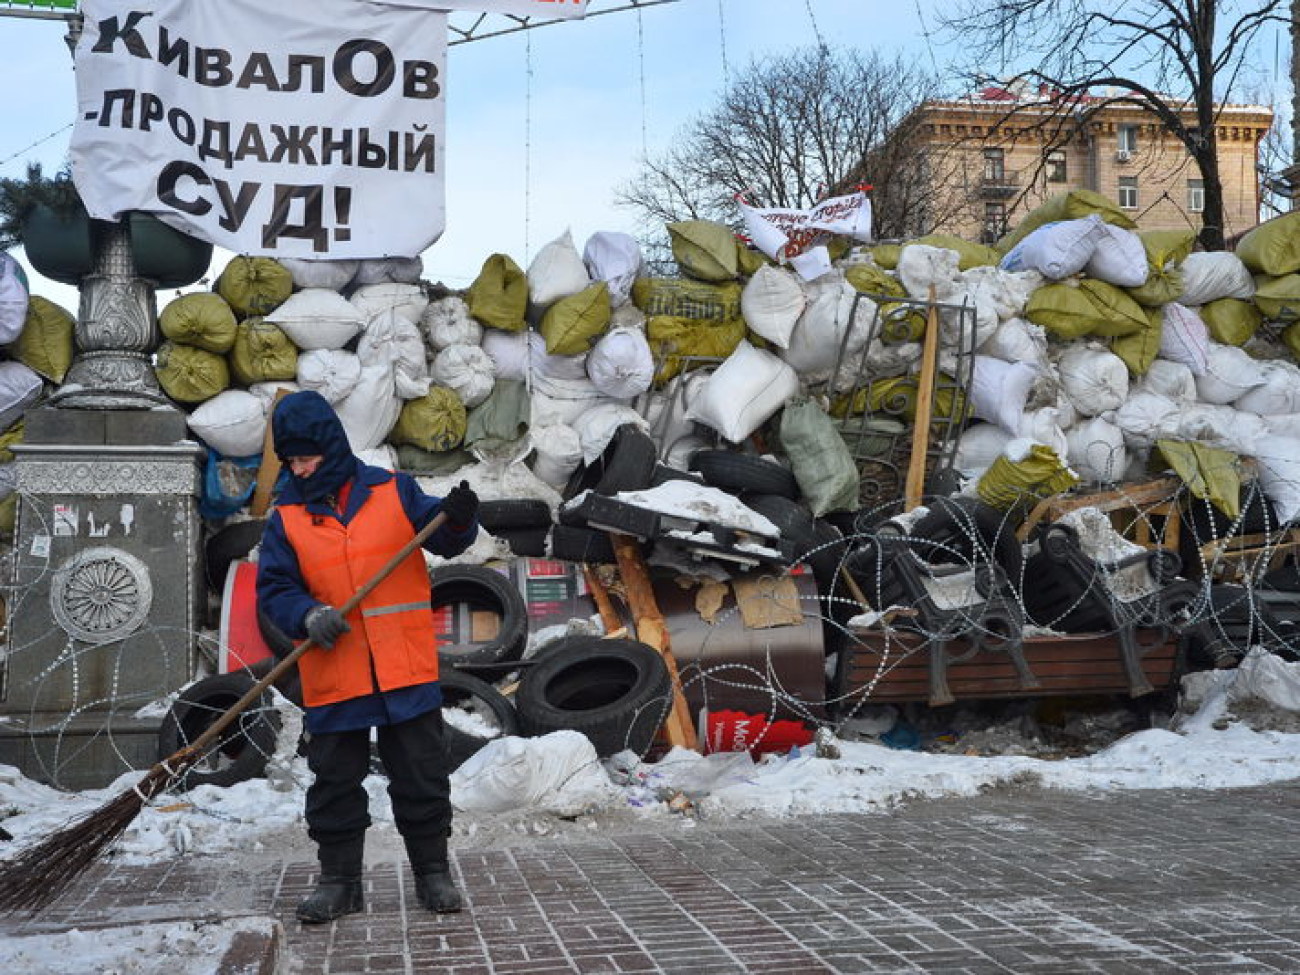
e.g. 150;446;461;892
562;424;658;500
549;524;618;564
432;564;529;676
514;636;671;757
479;499;553;532
690;451;799;499
440;667;520;771
204;519;266;591
157;672;280;791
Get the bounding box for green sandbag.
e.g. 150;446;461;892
1236;211;1300;276
0;419;23;463
540;282;611;356
997;189;1137;254
1156;439;1241;521
228;317;297;386
465;379;530;448
844;263;904;298
667;220;739;282
778;398;859;516
391;385;467;452
1125;264;1184;307
976;443;1078;513
1253;273;1300;321
466;253;528;332
1026;279;1147;340
215;256;293;317
631;277;743;320
1199;297;1261;346
844;265;923;340
1110;306;1161;376
10;295;74;382
647;314;747;383
1284;322;1300;359
1141;229;1197;267
831;373;969;423
907;234;1000;270
1125;229;1195;307
396;444;474;474
736;242;770;277
159;292;238;353
156;340;229;403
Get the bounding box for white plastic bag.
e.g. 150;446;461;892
422;295;483;351
1000;215;1104;280
582;231;643;307
688;340;801;443
357;309;431;399
1178;251;1256;306
741;264;805;349
1159;303;1211;376
585;326;654;400
1065;415;1128;485
296;348;362;405
528;229;591;308
350;282;429;324
1195;343;1267;405
970;355;1039;436
265;288;362;351
432;344;496;408
1056;343;1129;417
186;389;267;457
1083;222;1148;287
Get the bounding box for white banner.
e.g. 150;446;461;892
368;0;587;16
71;0;447;260
738;190;873;281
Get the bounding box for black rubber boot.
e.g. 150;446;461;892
297;836;365;924
405;835;463;913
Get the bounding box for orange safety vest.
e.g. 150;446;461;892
278;479;438;708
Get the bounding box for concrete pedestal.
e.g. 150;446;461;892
0;407;204;789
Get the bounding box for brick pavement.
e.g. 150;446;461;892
7;781;1300;973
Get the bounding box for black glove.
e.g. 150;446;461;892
439;480;479;528
304;605;350;649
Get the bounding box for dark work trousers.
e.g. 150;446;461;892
304;707;453;848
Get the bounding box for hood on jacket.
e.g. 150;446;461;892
272;389;359;503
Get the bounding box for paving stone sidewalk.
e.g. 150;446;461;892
8;781;1300;973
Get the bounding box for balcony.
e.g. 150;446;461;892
978;169;1020;198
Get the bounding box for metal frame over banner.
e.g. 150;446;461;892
71;0;449;260
0;0;78;18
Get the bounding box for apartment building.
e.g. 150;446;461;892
891;86;1273;245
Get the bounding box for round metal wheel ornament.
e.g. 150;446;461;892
50;546;153;644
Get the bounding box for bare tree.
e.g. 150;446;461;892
938;1;1285;250
616;46;945;251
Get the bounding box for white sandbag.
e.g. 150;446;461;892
688;340;801;443
528;421;583;488
978;316;1051;371
1083;222;1148;287
572;403;651;465
1235;360;1300;416
357;444;397;470
1178;251;1256;306
186;388;267;457
1137;358;1198;402
481;329;530;381
0;252;29;344
642;371;711;457
351;255;423;286
422;295;482;351
941;284;999;350
896;243;963;301
335;362;402;451
1195;343;1267;405
432;344;496;408
247;381;300;414
1177;403;1268;455
1253;436;1300;523
1158;303;1211;376
350;283;429;324
582;231;643;307
279;257;358;292
741;264;805;349
1056;343;1129;416
296;348;362;405
357;309;431;399
450;731;619;816
264;288;363;351
953;422;1013;474
1267;414;1300;441
1113;390;1181;448
1065;415;1127;485
609;301;646;332
780;273;873;384
530;372;611;427
0;360;40;431
970;355;1039;436
664;433;711;471
962;265;1042;321
1018;406;1069;459
999;215;1104;280
528;229;591;308
585;326;654;400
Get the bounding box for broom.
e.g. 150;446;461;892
0;510;449;914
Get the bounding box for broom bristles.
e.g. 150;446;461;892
0;760;186;915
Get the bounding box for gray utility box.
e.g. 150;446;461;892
0;418;205;790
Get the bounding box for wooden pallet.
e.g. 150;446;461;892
837;628;1180;706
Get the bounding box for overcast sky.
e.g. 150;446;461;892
0;0;1290;308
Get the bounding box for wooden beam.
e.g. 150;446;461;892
905;285;941;510
609;534;699;751
249;387;294;518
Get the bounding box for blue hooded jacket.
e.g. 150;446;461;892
256;390;477;732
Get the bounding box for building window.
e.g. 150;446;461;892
1118;176;1139;209
982;202;1007;243
1188;178;1205;213
983;148;1005;183
1118;125;1139;154
1045;149;1068;183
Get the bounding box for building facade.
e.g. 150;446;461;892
895;88;1273;245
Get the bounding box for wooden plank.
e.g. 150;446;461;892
609;534;699;751
249;386;294;517
905;285;941;510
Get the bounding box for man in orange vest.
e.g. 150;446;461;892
257;390;479;923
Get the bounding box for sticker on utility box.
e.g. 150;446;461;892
53;505;79;536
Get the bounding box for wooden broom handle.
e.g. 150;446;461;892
175;511;449;760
